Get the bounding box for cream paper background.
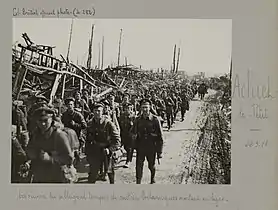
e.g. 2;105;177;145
2;0;278;209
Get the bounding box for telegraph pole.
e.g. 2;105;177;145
101;36;104;69
175;47;180;73
117;29;123;67
66;19;74;63
172;44;176;74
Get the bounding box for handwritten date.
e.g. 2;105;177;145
245;139;268;148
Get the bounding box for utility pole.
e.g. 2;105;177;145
98;42;101;69
175;47;180;73
117;29;123;67
101;36;104;69
172;44;176;74
229;58;232;81
66;19;74;63
87;24;94;70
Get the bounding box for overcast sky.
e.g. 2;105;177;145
13;18;232;76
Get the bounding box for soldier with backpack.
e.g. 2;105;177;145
61;97;87;164
26;106;76;183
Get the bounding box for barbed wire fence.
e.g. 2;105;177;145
179;95;231;185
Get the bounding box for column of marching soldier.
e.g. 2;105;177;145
11;82;207;184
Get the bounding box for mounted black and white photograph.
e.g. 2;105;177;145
12;18;232;184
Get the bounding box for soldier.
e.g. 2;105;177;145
12;100;27;132
119;103;136;168
74;91;91;119
163;91;174;131
11;125;28;183
198;82;208;100
122;93;130;106
26;95;49;135
102;99;120;132
180;92;190;121
107;93;120;119
98;99;120;181
82;88;93;110
85;103;121;184
131;95;141;116
152;94;166;127
26;106;74;183
61;97;87;161
171;92;179;122
132;99;164;184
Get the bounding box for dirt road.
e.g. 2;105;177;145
76;93;209;184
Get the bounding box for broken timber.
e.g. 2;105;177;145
23;63;98;88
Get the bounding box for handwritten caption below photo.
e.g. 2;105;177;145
17;189;229;207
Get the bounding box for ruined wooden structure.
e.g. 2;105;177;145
12;33;118;106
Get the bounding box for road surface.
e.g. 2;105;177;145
77;94;209;184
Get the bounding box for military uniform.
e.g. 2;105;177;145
61;108;87;148
82;88;94;110
198;83;208;100
107;93;121;119
180;94;189;121
154;98;166;117
163;96;174;130
26;96;49;136
171;94;179;121
12;105;27;131
11;134;28;183
75;98;90;118
97;100;121;180
119;109;136;167
102;99;121;133
111;102;120;119
26;107;74;183
85;113;121;184
132;99;164;184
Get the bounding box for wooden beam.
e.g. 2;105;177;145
23;63;98;88
61;74;67;100
18;44;61;62
70;62;117;88
80;78;83;92
70;62;98;83
119;78;125;88
93;87;113;99
49;74;62;104
15;67;28;100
